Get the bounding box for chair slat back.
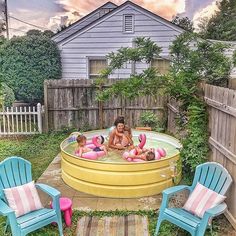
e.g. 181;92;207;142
0;157;32;199
191;162;232;195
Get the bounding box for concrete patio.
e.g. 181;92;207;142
37;154;163;211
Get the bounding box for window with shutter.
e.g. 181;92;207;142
123;15;134;33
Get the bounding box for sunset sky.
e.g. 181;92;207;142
2;0;218;37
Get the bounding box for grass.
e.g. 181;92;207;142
0;131;70;179
0;131;235;235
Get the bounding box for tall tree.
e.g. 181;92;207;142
199;0;236;40
172;16;194;32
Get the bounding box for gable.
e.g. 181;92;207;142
52;2;117;43
57;1;184;46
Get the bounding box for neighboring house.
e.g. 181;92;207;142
208;39;236;88
52;1;185;79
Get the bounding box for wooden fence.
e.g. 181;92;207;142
167;84;236;229
0;103;43;135
204;84;236;228
44;79;167;131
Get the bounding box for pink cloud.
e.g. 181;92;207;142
56;0;186;20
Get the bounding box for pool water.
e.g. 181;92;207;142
64;136;179;163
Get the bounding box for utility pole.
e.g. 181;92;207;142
4;0;9;39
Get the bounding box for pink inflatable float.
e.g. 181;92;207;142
123;134;167;162
75;135;106;160
138;134;146;149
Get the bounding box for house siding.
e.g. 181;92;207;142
58;5;183;79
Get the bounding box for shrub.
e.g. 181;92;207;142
0;35;61;102
139;111;159;128
2;83;15;107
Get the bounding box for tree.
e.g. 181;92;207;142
172;16;194;32
233;50;236;66
0;21;5;35
0;35;6;45
43;30;54;38
96;34;232;175
199;0;236;40
26;29;54;38
0;35;61;102
26;29;42;37
96;37;166;101
2;83;15;107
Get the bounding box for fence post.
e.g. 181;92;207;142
37;103;42;133
44;81;49;133
98;84;104;129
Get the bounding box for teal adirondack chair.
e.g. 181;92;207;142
0;156;63;236
155;162;232;236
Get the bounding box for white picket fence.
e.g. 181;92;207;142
0;103;43;135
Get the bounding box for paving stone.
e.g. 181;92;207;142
96;198;124;211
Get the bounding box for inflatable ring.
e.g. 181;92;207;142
74;135;106;160
157;148;166;157
92;135;105;147
138;134;146;149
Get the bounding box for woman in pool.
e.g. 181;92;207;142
108;116;134;150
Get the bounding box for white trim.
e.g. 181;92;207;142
60;3;184;46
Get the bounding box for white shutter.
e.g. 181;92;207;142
123;15;134;33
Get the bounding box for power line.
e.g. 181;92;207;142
9;15;48;30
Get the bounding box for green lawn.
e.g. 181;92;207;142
0;132;234;235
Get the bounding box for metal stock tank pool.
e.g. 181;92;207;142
60;129;182;198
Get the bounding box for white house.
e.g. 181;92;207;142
52;1;236;84
52;1;185;80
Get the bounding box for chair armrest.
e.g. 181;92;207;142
204;202;227;218
0;199;14;216
198;202;227;234
35;183;61;198
159;185;191;211
163;185;191;197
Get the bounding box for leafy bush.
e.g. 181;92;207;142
140;111;159;128
0;35;61;102
2;83;15;107
233;50;236;66
180;101;209;174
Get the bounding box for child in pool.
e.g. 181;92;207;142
75;134;92;157
128;150;155;161
115;125;134;149
75;134;108;157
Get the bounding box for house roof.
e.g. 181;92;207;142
53;0;185;45
52;1;118;42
